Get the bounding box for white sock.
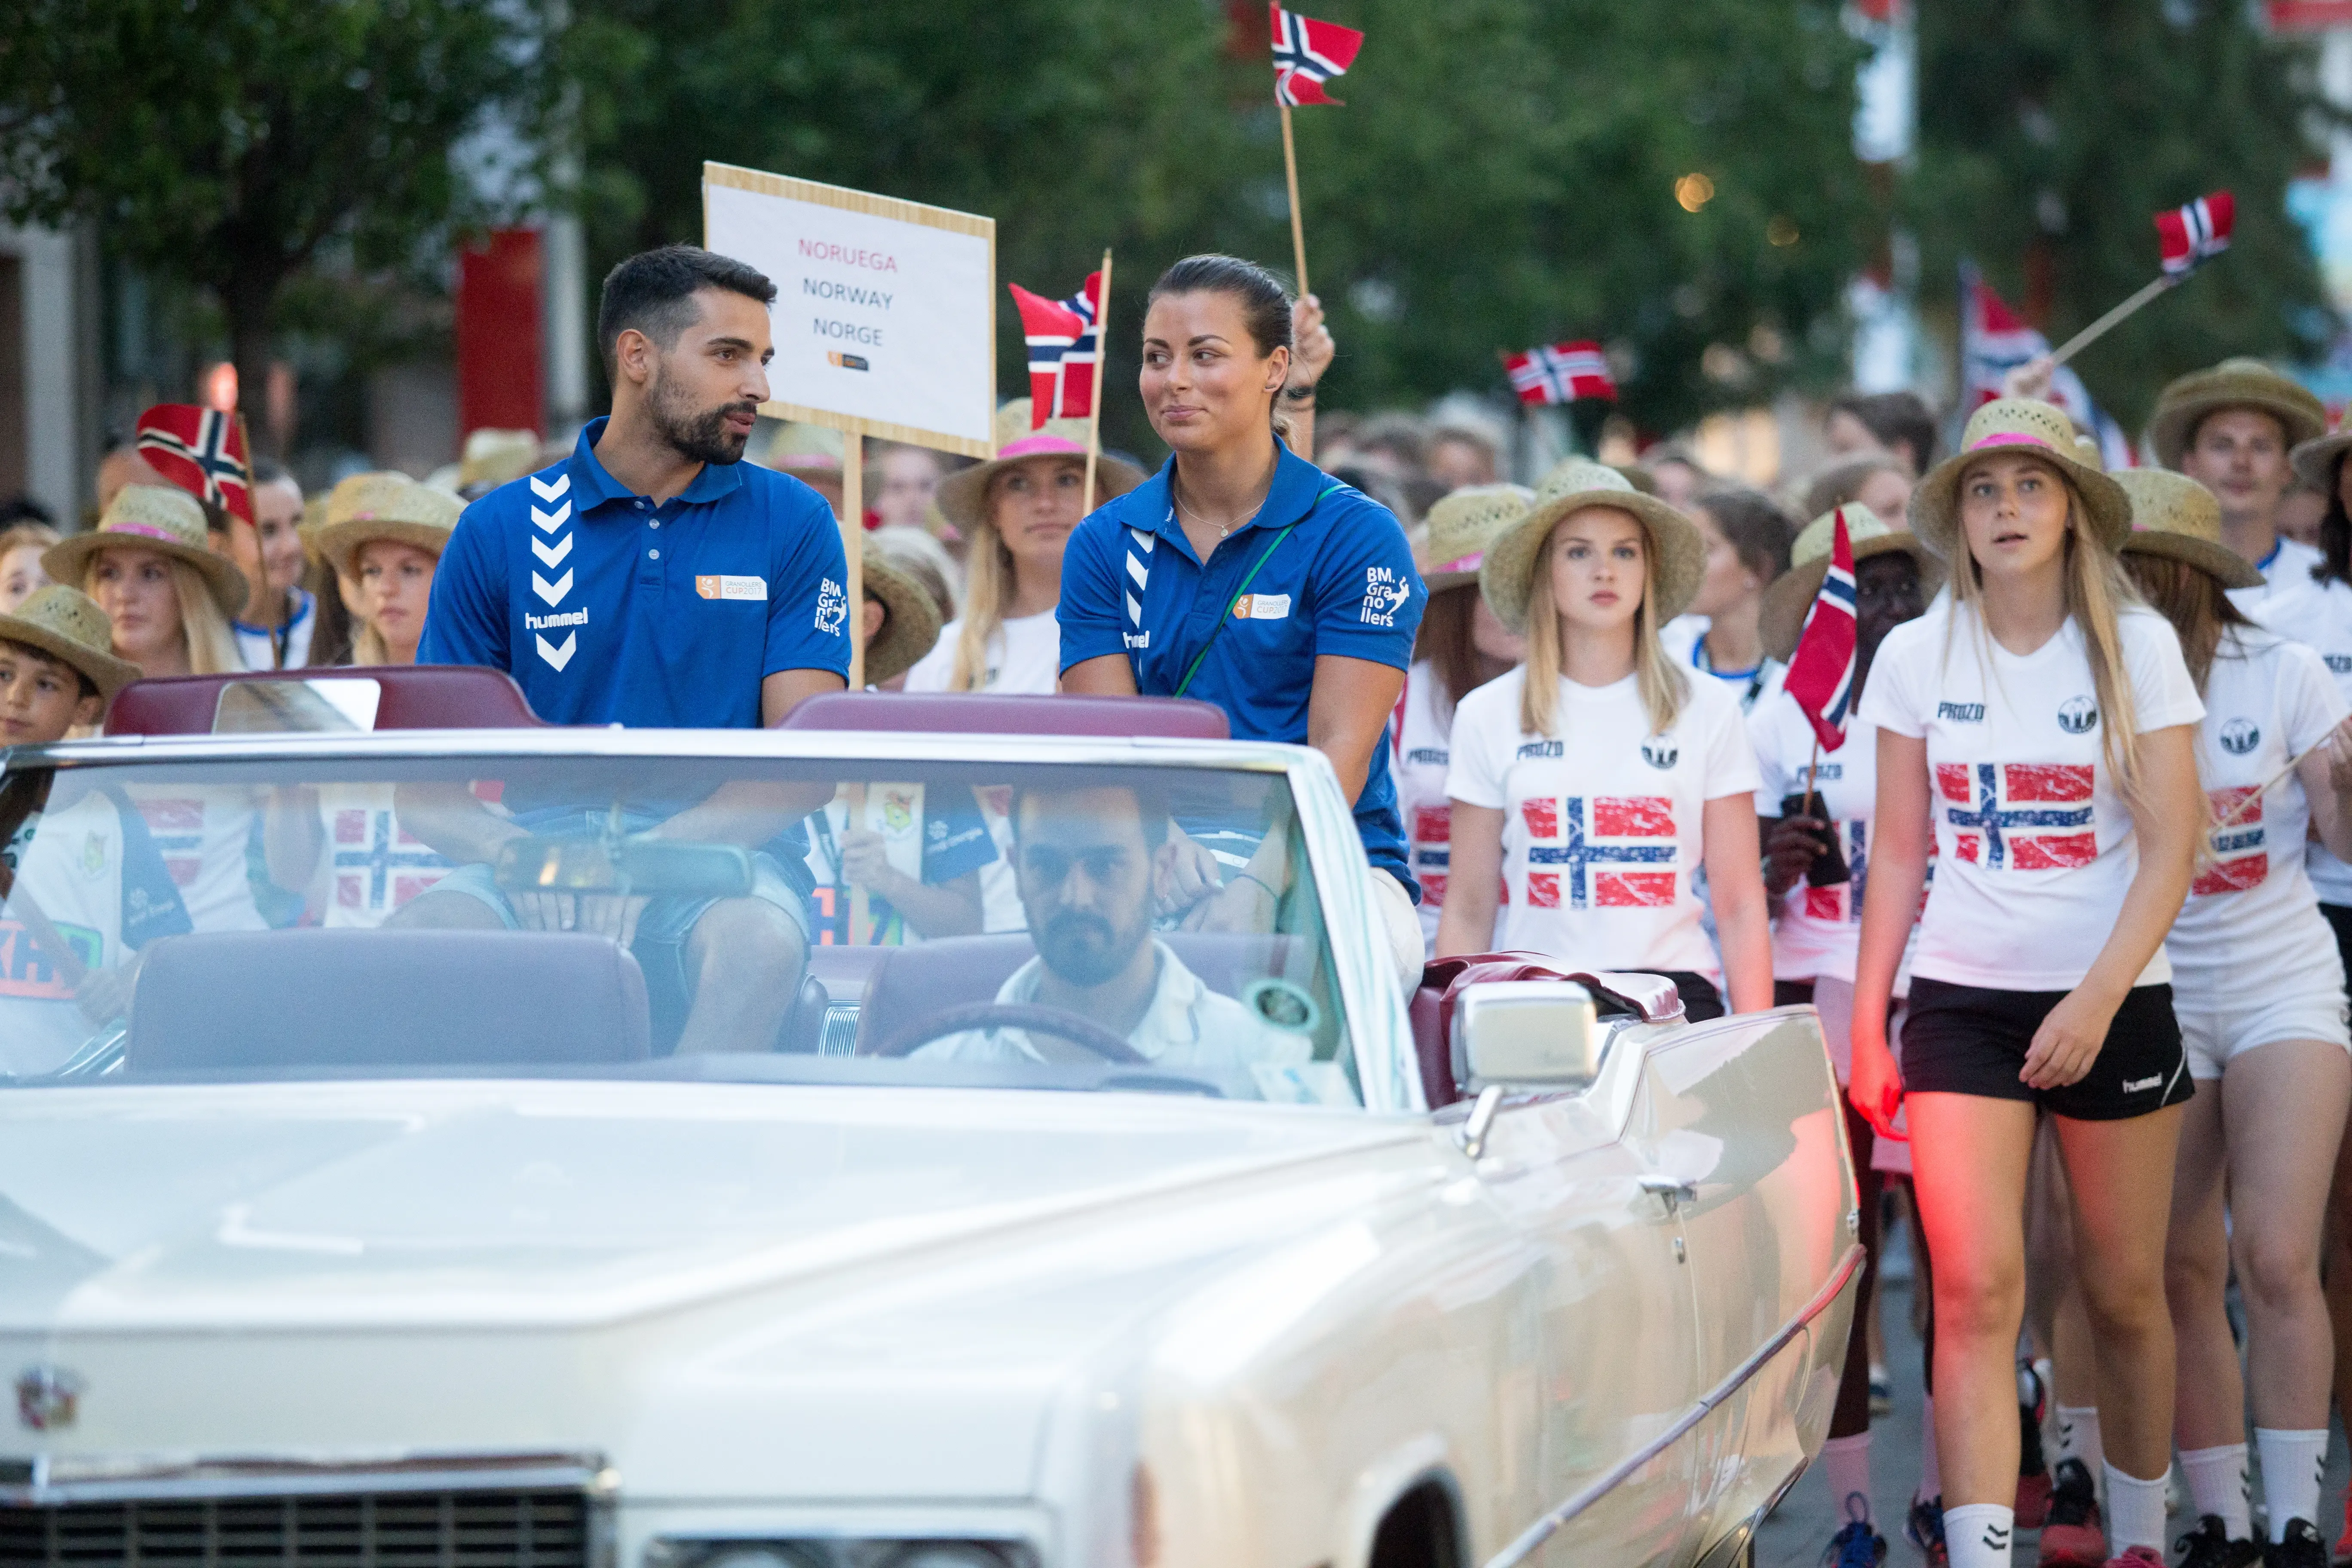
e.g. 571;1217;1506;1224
1917;1393;1942;1504
1823;1432;1873;1525
2178;1443;2251;1540
1942;1503;2013;1568
2255;1427;2330;1543
2055;1403;2105;1481
2105;1463;2169;1554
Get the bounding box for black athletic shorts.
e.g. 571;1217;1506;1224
1900;976;2193;1121
2324;904;2352;998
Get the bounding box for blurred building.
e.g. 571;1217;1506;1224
0;221;101;521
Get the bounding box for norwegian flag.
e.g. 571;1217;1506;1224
330;805;455;919
1936;762;2096;870
1008;273;1102;425
1957;260;2133;469
1519;794;1678;910
1802;823;1869;923
1409;802;1450;908
1782;508;1860;752
135;796;207;889
1505;341;1617;406
2193;786;2265;897
1270;3;1363;108
2157;191;2234;278
135;403;253;524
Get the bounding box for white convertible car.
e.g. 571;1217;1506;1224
0;674;1859;1568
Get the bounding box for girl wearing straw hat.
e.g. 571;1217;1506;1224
1392;484;1531;948
1748;502;1942;1565
2109;468;2350;1568
309;473;462;666
46;484;246;678
1433;459;1773;1021
1850;399;2207;1568
903;400;1144;696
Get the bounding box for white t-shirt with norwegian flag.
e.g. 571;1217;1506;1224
1445;665;1760;979
1859;599;2205;992
2254;578;2352;908
120;784;269;932
2164;628;2346;986
1749;695;1923;989
1393;658;1469;946
309;785;457;928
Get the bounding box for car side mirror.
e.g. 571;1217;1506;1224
1451;979;1603;1093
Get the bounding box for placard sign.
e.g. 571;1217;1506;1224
703;162;995;458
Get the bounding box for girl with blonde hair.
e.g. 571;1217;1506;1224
1849;400;2206;1568
1435;459;1773;1020
46;484;246;677
903;401;1143;695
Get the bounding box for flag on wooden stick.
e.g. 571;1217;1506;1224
2157;191;2234;277
1783;507;1860;752
1270;3;1363;107
135;403;254;524
1008;273;1102;426
1505;341;1617;406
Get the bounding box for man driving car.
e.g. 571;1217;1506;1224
915;782;1316;1090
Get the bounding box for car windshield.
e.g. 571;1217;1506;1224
0;751;1360;1105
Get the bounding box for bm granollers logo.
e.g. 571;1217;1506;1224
15;1365;82;1430
1359;566;1411;628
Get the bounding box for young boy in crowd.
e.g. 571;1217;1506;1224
0;586;189;1074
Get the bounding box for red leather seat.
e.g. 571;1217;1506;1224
125;930;649;1069
851;931;1295;1056
1410;955;1685;1108
106;666;543;736
778;691;1230;740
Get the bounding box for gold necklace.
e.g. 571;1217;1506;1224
1173;475;1269;539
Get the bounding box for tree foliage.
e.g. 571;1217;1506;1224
1908;0;2340;430
560;0;1873;447
0;0;537;447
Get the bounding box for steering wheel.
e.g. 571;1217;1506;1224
870;1001;1147;1064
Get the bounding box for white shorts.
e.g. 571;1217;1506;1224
1371;868;1426;995
2172;977;2351;1080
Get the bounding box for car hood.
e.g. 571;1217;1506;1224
0;1079;1419;1333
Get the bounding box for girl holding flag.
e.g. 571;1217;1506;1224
1850;399;2205;1568
1749;502;1940;1565
2112;468;2350;1568
1434;459;1772;1019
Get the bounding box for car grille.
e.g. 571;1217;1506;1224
0;1488;591;1568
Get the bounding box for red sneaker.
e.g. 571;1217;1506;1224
2335;1494;2352;1567
2037;1458;2107;1567
2015;1469;2054;1530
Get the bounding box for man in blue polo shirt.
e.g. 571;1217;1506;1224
1057;262;1424;986
406;244;849;1054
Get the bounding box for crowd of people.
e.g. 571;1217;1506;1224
6;239;2352;1568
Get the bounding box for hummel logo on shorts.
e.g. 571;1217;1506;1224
2121;1074;2162;1093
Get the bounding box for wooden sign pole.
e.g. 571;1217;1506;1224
1084;249;1113;507
1280;103;1310;298
842;430;864;690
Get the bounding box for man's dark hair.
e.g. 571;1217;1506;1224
1007;781;1173;852
1829;390;1939;473
596;245;778;380
250;458;292;489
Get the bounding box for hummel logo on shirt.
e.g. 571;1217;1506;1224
1936;700;1986;722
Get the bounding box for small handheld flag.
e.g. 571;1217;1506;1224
1505;342;1617;407
1270;3;1363;108
2157;190;2234;277
134;403;253;524
1783;508;1860;753
1008;273;1102;426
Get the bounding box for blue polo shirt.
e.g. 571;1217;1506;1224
420;417;850;726
1058;446;1424;895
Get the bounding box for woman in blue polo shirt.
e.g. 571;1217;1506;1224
1058;254;1427;983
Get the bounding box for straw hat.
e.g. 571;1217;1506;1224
1911;398;2132;560
765;422;845;471
0;585;141;701
2291;416;2352;493
310;473;464;581
458;428;543;492
1414;484;1535;592
1479;458;1706;633
859;541;942;686
2113;468;2262;591
935;400;1147;535
2148;357;2326;470
44;484;249;617
1758;505;1946;663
